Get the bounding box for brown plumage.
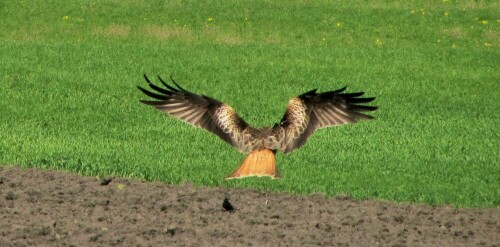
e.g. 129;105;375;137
138;75;377;179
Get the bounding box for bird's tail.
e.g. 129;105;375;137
225;149;279;179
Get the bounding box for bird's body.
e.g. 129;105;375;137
138;75;377;179
230;126;275;153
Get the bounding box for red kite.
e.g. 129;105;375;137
138;75;377;179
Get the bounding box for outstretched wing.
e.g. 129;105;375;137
138;75;255;153
275;86;377;154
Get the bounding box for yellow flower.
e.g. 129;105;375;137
336;22;342;27
480;20;488;25
444;12;449;17
451;44;456;48
207;17;214;22
375;38;383;47
62;16;69;20
117;183;126;190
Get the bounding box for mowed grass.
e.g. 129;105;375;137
1;0;498;207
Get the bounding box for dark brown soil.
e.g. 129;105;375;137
0;166;498;247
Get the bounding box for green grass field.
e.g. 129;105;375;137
1;0;498;207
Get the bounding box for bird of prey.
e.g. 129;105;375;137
138;75;377;179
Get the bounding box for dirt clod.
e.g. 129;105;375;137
5;191;16;200
166;227;176;236
100;177;113;186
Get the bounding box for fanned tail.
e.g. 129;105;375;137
226;149;279;179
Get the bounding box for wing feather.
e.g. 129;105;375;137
138;75;256;153
275;86;377;153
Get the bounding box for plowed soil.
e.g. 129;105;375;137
0;166;498;247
